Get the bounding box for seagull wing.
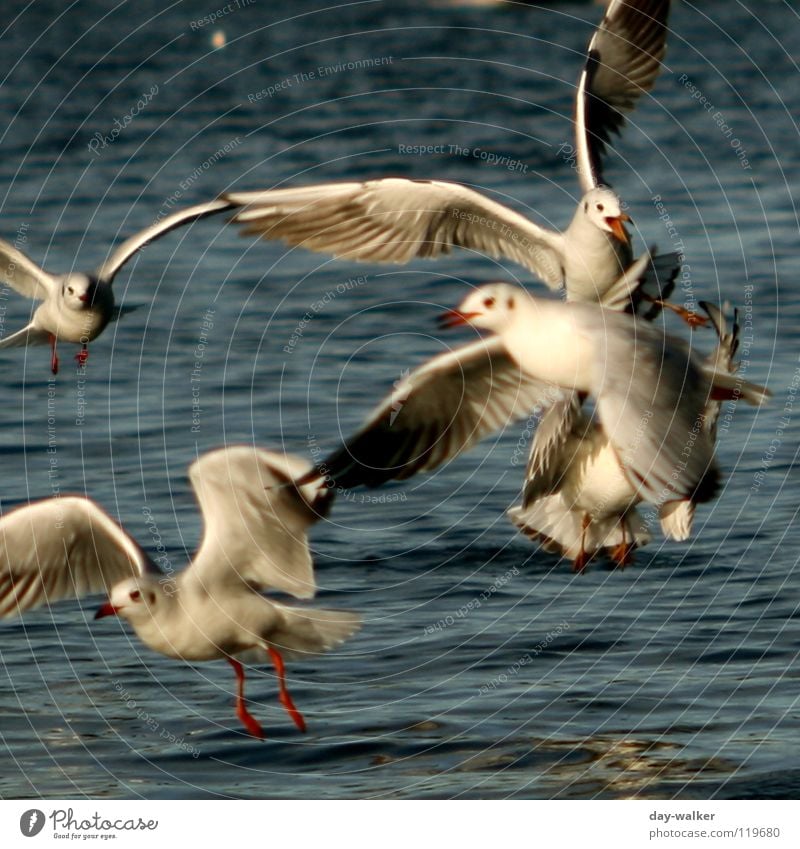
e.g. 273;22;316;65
592;315;718;503
0;237;57;300
303;336;560;490
522;391;585;506
575;0;671;192
0;324;52;348
225;179;567;289
0;497;156;618
186;446;328;600
96;198;235;284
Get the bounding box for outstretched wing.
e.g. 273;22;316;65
96;198;235;284
0;324;52;348
225;179;567;289
0;496;155;618
575;0;671;191
0;237;57;301
301;336;559;490
186;446;329;600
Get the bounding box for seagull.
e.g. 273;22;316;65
297;284;767;548
0;198;234;374
507;302;745;571
222;1;687;313
296;253;659;492
437;283;768;524
0;446;360;739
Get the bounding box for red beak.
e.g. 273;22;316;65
94;602;120;619
606;213;631;244
79;294;90;303
437;309;480;329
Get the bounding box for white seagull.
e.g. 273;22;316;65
0;198;233;374
223;1;687;312
438;283;768;522
296;253;658;492
298;285;767;557
0;446;360;739
508;302;745;571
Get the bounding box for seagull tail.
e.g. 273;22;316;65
268;605;362;661
708;369;771;407
659;500;695;541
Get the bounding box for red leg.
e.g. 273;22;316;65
226;656;265;739
268;647;306;733
647;297;709;328
610;518;635;569
573;514;592;574
75;344;89;367
49;334;59;375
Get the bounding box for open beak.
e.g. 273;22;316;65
437;309;480;329
606;213;631;244
94;602;120;619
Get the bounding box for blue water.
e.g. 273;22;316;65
0;0;798;799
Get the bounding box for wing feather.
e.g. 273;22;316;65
0;497;154;618
186;446;326;600
96;198;234;284
304;336;560;490
225;179;567;289
575;0;671;191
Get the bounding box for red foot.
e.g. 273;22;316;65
268;647;307;733
610;543;636;569
235;700;266;739
226;656;266;740
572;551;591;574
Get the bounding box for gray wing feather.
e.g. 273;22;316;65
96;198;234;284
225;179;567;289
0;237;57;300
0;497;155;618
186;446;326;600
593;317;718;503
307;336;560;490
0;324;52;348
575;0;671;191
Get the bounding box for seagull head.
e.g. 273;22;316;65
582;187;631;244
60;274;97;311
95;577;160;623
437;282;524;333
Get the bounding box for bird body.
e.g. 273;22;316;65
0;446;360;738
0;199;233;373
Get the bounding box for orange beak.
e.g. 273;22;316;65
94;602;120;619
606;213;631;244
437;310;480;329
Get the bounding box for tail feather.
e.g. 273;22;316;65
267;604;361;662
659;500;695;541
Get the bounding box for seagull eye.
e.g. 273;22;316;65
67;287;74;294
596;203;604;212
129;590;141;601
584;202;588;212
507;297;515;309
483;296;496;308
